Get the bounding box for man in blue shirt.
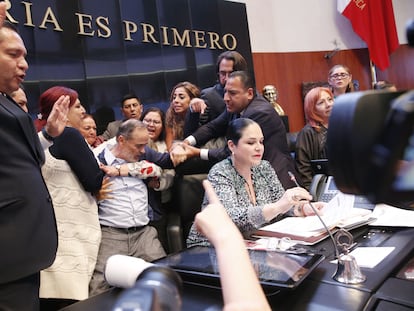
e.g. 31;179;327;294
89;119;166;296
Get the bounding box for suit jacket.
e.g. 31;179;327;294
200;84;226;123
184;84;225;136
101;119;123;140
191;95;301;189
0;95;57;284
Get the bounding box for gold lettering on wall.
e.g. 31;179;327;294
193;30;207;48
171;28;191;47
141;23;159;44
123;20;138;41
222;34;237;50
21;1;34;27
5;1;239;50
208;32;223;49
4;0;18;24
76;13;95;36
160;26;170;45
38;7;63;31
96;16;111;38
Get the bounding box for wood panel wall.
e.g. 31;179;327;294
252;45;414;132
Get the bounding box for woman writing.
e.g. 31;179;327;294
187;118;324;247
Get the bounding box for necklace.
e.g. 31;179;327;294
245;181;256;205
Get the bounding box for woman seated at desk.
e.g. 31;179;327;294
295;86;334;189
187;118;325;247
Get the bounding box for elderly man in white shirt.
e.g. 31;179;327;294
89;119;166;297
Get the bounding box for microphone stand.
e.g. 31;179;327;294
288;172;366;284
288;171;339;259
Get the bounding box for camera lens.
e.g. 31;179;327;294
136;265;183;311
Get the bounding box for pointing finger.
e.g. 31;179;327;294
202;180;220;204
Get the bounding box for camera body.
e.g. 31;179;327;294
327;89;414;207
326;19;414;208
105;255;183;311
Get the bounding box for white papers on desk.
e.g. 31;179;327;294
322;193;374;229
369;204;414;227
256;193;374;240
331;247;395;269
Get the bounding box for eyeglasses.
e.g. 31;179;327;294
219;70;233;77
330;73;350;80
143;119;162;126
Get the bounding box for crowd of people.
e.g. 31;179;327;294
1;0;397;309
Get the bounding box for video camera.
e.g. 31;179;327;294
105;255;183;311
327;18;414;208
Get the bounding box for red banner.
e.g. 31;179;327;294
338;0;399;71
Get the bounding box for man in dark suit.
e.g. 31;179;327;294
0;9;69;311
184;51;248;135
178;71;301;189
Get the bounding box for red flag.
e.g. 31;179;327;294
338;0;399;71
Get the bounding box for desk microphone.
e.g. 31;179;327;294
287;171;339;259
288;171;366;284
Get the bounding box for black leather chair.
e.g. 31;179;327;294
166;173;206;253
286;131;298;158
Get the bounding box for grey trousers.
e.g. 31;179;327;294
89;225;166;297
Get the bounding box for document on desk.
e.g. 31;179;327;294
253;193;376;245
331;247;395;269
369;204;414;227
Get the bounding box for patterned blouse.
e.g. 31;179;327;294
186;157;286;247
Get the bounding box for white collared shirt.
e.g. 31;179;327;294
98;147;149;228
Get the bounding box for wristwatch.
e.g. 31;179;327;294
115;164;121;176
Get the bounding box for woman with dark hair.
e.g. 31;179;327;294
295;87;334;189
141;107;175;251
187;118;324;247
328;64;355;97
38;86;104;309
165;81;200;150
79;114;104;148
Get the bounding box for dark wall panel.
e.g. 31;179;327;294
7;0;253;121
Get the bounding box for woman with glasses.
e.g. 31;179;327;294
141;107;175;252
328;64;355;97
295;87;335;189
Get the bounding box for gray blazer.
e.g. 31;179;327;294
101;119;123;140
